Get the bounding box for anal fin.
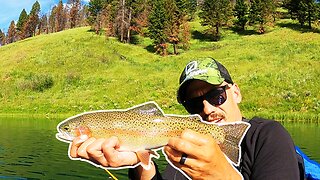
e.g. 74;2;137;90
136;150;159;170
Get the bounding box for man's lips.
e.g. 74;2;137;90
206;116;224;123
202;112;225;123
212;119;223;123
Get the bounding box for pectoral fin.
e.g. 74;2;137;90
136;150;159;170
75;125;92;137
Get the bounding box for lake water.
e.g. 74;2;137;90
0;116;319;179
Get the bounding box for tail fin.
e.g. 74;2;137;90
219;122;250;166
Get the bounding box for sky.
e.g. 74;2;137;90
0;0;89;32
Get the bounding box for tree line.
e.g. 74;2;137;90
0;0;88;46
0;0;319;56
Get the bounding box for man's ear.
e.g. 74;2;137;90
231;83;242;104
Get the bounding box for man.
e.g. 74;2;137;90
70;57;301;179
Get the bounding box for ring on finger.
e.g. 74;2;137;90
179;153;188;165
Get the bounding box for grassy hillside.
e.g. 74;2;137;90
0;21;319;121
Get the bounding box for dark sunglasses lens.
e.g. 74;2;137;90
183;86;227;114
208;94;226;105
183;99;203;114
207;88;227;105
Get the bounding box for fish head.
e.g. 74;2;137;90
56;117;91;143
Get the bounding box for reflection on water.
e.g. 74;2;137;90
281;121;320;163
0;117;115;179
0;116;319;179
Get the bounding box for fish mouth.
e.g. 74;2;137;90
56;131;74;143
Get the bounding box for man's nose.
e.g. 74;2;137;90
202;100;216;115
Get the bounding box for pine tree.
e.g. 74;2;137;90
87;0;109;29
131;0;151;36
0;29;6;46
249;0;277;33
296;0;318;28
99;4;113;38
249;0;262;24
49;6;57;32
30;1;41;34
23;1;41;38
69;0;81;28
23;15;38;38
163;0;192;54
177;0;195;49
118;0;127;42
187;0;197;19
148;0;169;55
165;0;180;54
38;14;48;34
116;0;153;43
7;21;16;44
78;4;90;27
17;9;28;32
234;0;249;30
179;16;191;50
249;0;263;32
284;0;301;19
199;0;232;39
55;0;66;32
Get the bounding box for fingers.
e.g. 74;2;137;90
165;129;240;179
68;136;139;168
102;137;139;167
69;135;89;158
86;138;109;166
69;136;113;164
167;129;213;158
102;136;123;167
180;129;210;146
164;145;206;178
164;145;183;165
76;137;97;159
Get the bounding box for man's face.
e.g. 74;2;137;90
183;80;242;123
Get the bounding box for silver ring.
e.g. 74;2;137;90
179;153;188;165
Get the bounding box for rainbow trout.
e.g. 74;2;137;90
56;101;250;170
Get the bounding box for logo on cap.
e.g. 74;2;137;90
184;61;207;81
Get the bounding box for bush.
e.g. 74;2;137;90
18;73;54;92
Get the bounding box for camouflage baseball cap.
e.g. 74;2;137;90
177;57;233;103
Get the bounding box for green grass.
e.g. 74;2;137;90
0;20;319;121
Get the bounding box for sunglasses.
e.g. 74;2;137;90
182;85;228;114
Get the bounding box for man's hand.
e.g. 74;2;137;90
69;135;157;179
164;129;242;180
69;135;139;167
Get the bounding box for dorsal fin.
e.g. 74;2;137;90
127;102;164;116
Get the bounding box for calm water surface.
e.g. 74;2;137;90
0;116;319;179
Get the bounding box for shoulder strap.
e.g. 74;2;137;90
296;152;305;180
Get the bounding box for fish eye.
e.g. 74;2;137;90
63;126;69;131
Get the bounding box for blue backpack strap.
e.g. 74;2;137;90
295;146;320;180
296;150;305;180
